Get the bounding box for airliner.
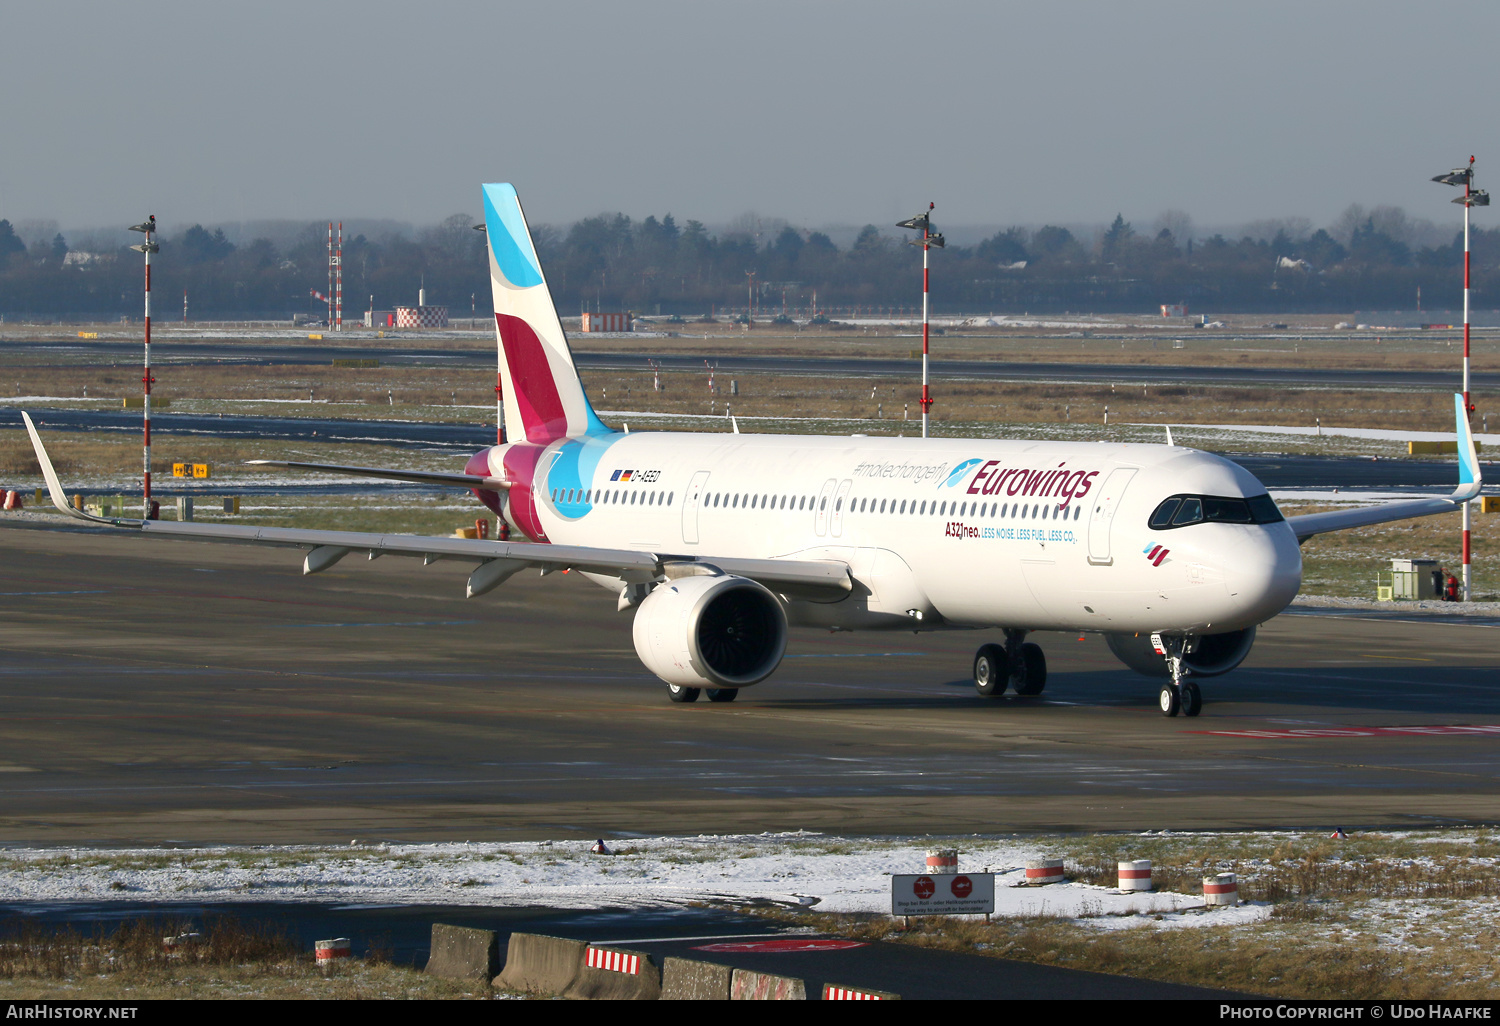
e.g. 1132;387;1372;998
23;183;1483;718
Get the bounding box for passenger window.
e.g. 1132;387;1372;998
820;496;827;511
667;493;673;505
1172;498;1204;526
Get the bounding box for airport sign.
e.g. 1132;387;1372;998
891;873;995;916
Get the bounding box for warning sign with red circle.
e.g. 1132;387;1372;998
891;872;995;916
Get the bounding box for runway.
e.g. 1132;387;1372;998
6;336;1497;391
1;522;1498;846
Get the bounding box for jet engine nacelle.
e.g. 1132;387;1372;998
632;573;787;688
1105;626;1257;679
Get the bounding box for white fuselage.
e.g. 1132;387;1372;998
507;431;1303;636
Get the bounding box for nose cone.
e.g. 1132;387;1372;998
1221;523;1302;627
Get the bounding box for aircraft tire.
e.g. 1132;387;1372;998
973;644;1007;697
1013;642;1047;696
667;684;701;704
1158;684;1180;717
706;688;739;703
1181;681;1202;717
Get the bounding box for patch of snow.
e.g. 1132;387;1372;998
0;834;1234;929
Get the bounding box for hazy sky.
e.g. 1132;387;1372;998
4;1;1497;235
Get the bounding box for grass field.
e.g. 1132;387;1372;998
787;829;1500;1000
0;916;488;1000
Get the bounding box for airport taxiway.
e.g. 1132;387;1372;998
1;523;1498;845
6;336;1500;392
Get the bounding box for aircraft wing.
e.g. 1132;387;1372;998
1285;394;1484;542
246;459;508;490
21;413;851;597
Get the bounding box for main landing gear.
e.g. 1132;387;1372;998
665;684;739;704
1155;633;1202;718
973;630;1046;698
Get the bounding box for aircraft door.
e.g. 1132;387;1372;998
829;479;853;537
681;470;711;544
1087;467;1137;565
813;478;837;537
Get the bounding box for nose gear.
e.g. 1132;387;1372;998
1154;633;1203;718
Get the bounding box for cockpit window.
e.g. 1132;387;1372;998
1148;498;1180;528
1149;493;1284;530
1171;497;1203;526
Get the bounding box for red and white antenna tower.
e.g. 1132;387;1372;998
897;203;945;439
128;215;158;518
1432;156;1490;601
335;222;343;331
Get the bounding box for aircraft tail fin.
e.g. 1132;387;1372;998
482;183;610;444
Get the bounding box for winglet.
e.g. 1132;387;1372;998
21;412;123;525
1454;392;1483;502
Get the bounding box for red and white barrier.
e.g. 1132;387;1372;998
315;937;351;964
925;848;957;874
1025;859;1065;885
2;490;20;510
824;983;897;1000
1118;859;1152;892
1203;873;1239;906
586;946;640;975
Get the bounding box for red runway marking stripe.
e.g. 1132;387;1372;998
1192;725;1500;739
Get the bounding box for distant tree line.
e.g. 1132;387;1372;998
0;205;1496;319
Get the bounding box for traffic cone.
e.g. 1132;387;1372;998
1331;828;1347;840
591;839;612;855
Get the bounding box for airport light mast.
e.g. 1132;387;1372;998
897;204;944;438
128;216;159;519
1432;158;1489;600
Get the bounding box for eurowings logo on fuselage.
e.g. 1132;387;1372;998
949;458;1102;510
